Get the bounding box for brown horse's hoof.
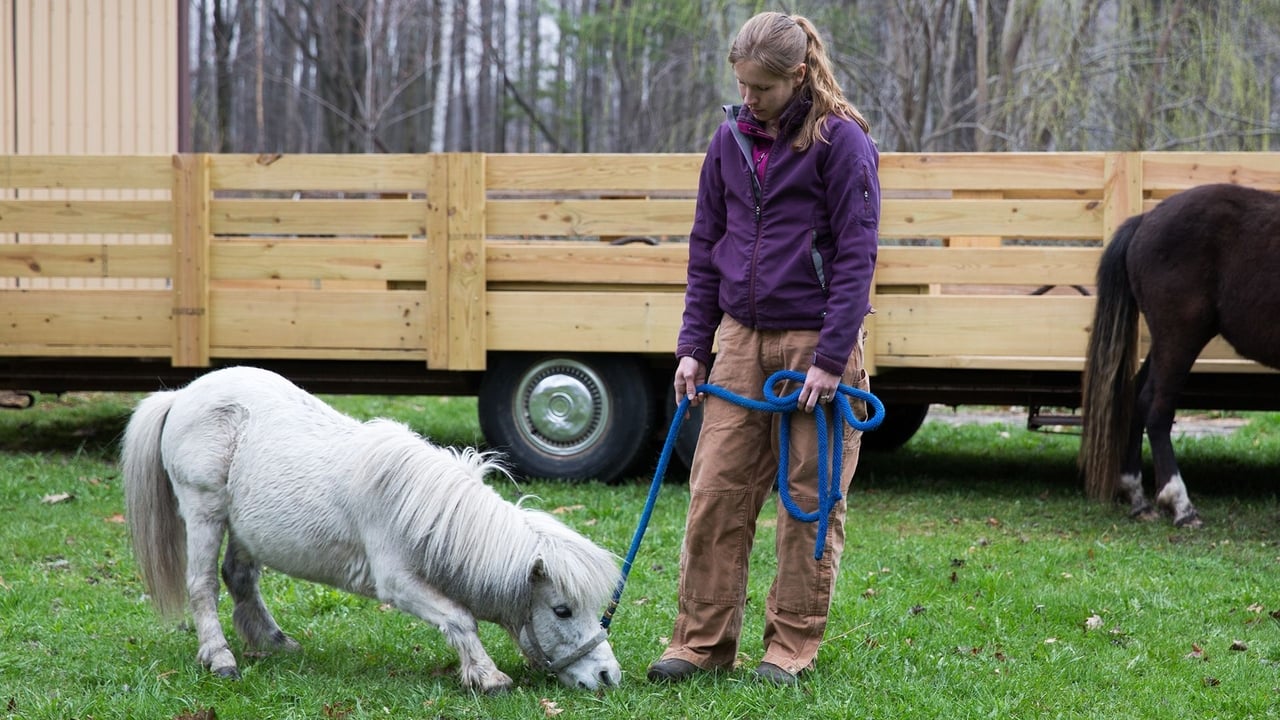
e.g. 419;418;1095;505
1173;511;1203;529
1130;506;1159;522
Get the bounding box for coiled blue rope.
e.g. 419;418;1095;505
601;369;884;629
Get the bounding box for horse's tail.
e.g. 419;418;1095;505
1079;213;1143;501
121;389;188;619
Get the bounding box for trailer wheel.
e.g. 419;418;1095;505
862;402;929;452
479;354;656;483
662;395;703;473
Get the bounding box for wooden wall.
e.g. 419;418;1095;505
0;0;179;288
1;0;179;155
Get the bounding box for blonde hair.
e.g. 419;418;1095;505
728;12;870;150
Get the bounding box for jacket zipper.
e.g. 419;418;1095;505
748;152;764;328
810;230;828;296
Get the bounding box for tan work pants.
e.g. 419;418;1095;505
660;316;868;675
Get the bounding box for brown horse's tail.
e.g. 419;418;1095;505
121;389;188;620
1079;214;1143;501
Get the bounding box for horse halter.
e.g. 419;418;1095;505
519;609;609;675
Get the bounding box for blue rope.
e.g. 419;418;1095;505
600;369;884;629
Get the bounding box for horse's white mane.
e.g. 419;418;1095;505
352;420;618;622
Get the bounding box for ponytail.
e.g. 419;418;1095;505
792;15;870;150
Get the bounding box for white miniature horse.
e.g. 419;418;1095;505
121;366;621;692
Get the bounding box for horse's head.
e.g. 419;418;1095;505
515;556;622;690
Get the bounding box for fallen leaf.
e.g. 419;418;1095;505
1203;676;1220;687
1084;614;1103;632
552;504;585;515
0;575;9;590
1186;643;1207;660
322;701;353;719
174;708;216;720
540;698;564;717
1230;640;1248;652
41;493;75;505
104;514;126;524
1247;603;1265;613
1044;637;1057;644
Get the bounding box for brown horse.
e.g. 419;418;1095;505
1080;183;1280;527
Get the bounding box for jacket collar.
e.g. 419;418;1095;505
729;90;813;141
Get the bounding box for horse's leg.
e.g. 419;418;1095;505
1142;350;1203;528
222;533;301;653
375;569;512;693
1120;362;1157;520
183;510;241;678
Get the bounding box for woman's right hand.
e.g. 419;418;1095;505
674;356;707;407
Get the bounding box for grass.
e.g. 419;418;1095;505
1;392;1278;719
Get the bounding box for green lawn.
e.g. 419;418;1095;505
1;393;1277;719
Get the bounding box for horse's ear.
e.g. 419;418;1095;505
529;557;548;582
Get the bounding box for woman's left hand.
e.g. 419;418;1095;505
800;366;841;413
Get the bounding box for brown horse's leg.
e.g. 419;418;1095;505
1119;364;1155;519
1142;349;1203;528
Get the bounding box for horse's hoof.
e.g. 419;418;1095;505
273;631;302;652
471;669;513;695
1174;512;1203;529
1131;507;1159;522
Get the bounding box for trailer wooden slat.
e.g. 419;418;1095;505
210;198;425;236
486;240;687;284
209;288;428;353
879;153;1108;191
208;154;429;192
873;295;1093;360
0;243;170;277
0;155;173;190
486;154;702;193
874;246;1100;286
486;291;684;352
0;289;171;347
485;198;695;237
0;199;171;233
211;239;429;281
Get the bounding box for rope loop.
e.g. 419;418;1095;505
602;370;884;629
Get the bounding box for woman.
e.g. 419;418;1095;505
648;11;880;685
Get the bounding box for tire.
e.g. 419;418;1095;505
861;402;929;452
478;353;656;483
662;394;702;473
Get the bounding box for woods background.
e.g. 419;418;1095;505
190;0;1279;154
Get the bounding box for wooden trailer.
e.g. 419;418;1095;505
1;151;1277;481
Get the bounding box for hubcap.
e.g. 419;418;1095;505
516;359;607;457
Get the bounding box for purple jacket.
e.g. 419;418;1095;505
676;101;880;376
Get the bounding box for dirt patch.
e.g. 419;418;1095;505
925;404;1249;439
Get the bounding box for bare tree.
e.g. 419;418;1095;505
185;0;1279;154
